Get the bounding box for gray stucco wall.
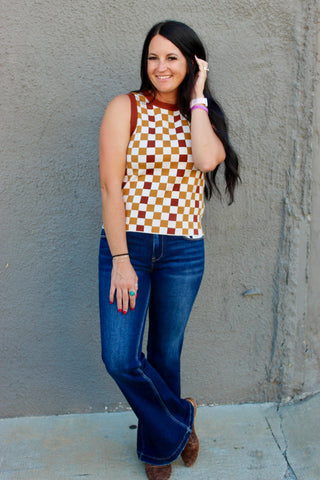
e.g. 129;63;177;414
1;0;319;418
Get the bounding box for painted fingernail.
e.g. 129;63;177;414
118;308;122;313
123;310;127;315
131;307;134;311
110;301;113;304
136;294;138;298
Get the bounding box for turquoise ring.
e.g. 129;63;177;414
129;290;135;297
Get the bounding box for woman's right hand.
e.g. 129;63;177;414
110;257;138;314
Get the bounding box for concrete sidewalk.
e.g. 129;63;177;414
1;393;319;480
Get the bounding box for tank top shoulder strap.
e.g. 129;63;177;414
128;92;138;136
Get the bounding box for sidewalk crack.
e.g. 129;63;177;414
265;408;299;480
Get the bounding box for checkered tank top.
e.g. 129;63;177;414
122;92;205;237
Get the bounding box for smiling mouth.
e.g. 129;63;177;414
156;75;172;79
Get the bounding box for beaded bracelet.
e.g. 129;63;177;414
191;105;208;114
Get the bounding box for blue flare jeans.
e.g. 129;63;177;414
99;230;204;465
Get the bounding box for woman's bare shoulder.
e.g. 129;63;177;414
101;94;131;131
106;94;131;113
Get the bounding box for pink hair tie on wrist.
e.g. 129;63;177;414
191;105;208;114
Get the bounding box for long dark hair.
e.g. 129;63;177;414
139;20;240;204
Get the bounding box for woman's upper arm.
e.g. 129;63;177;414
99;94;131;189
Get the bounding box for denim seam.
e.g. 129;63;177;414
137;368;191;431
134;285;151;362
134;279;149;462
152;235;164;263
137;403;192;462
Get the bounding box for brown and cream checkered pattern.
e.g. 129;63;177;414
122;93;205;237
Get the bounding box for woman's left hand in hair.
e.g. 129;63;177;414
192;55;209;98
190;56;226;172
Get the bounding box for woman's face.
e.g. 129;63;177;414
147;34;188;103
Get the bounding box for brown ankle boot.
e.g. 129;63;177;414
181;397;199;467
145;463;172;480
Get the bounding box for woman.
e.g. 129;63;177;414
99;20;240;480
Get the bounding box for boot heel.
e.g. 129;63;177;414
181;397;199;467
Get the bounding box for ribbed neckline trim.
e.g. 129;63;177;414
143;91;179;111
